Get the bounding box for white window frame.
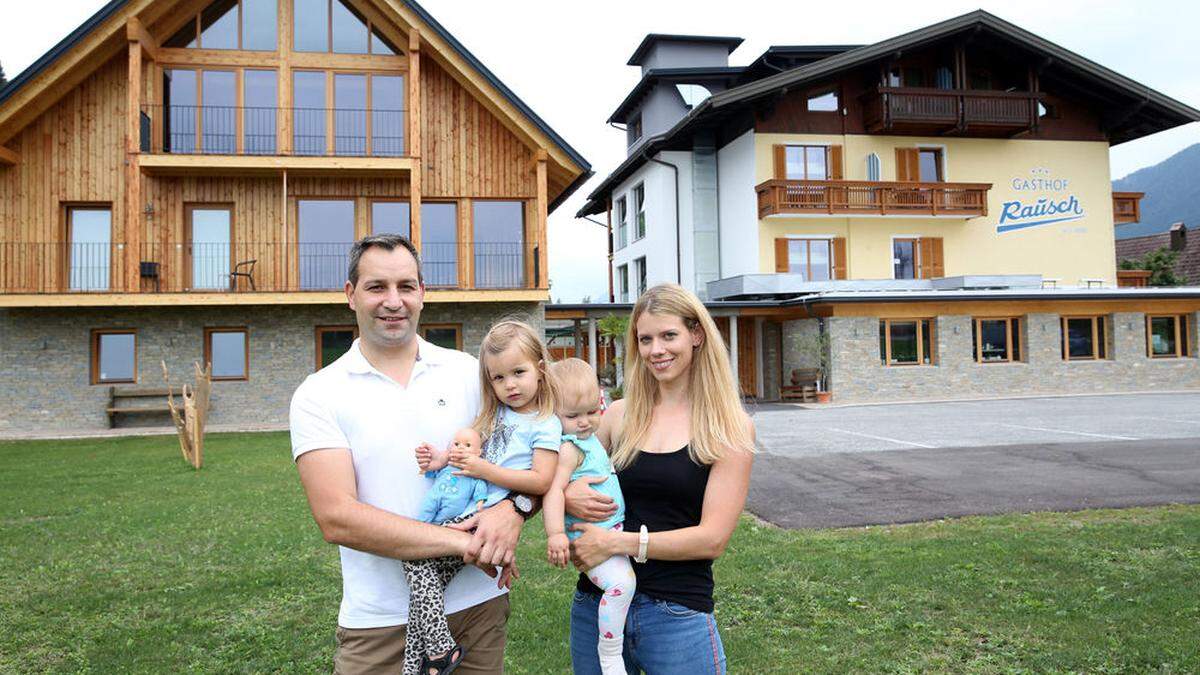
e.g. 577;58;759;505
633;183;646;241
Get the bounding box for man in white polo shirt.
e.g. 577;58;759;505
291;234;526;674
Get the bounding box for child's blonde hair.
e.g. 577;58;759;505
613;283;755;470
547;358;600;412
472;319;558;438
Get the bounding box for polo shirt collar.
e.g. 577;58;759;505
343;336;450;376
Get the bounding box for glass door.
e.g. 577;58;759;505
68;207;112;291
187;206;232;290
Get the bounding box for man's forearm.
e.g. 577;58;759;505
322;498;470;560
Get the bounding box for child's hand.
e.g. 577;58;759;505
450;450;491;479
547;533;570;568
416;442;449;473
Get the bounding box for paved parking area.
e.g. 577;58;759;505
749;393;1200;457
745;393;1200;529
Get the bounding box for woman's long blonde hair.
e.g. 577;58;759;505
472;319;558;438
611;284;755;470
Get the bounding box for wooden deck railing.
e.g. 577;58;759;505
864;87;1041;133
756;179;991;218
1112;191;1144;224
0;241;537;294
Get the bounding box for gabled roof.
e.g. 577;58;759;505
578;9;1200;217
608;66;744;125
0;0;591;210
626;34;743;67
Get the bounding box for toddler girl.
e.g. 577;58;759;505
544;358;633;675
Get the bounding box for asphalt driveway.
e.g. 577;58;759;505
746;393;1200;528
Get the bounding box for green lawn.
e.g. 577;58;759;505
1;433;1197;673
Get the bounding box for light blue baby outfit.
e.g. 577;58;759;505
417;467;490;524
563;433;626;540
478;406;563;509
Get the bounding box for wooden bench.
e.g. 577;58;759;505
780;368;822;402
107;386;178;428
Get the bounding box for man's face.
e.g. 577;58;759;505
345;246;425;350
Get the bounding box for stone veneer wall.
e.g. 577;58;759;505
0;302;542;434
760;320;782;400
824;311;1200;403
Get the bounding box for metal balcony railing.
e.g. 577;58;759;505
0;241;535;294
140;105;407;157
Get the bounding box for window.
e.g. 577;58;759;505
785;239;832;281
918;148;943;182
973;318;1023;363
205;328;248;380
243;70;278;154
806;90;838;112
473;201;525;289
295;0;399;54
186;205;233;291
371;75;406;156
91;329;136;384
628;115;642;145
1147;315;1192;358
893;238;917;280
784;146;829;180
1061;316;1108;360
165;0;278;51
293;71;327;155
422;202;458;287
866;152;881;182
615;197;628;250
879;319;936;366
67;206;112;291
633;257;647;298
316;325;358;370
292;71;405;156
371;201;410;238
632;184;646;240
298;200;355;289
617;264;629;303
676;84;711;109
421;324;462;351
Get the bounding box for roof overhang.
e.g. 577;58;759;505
626;34;744;67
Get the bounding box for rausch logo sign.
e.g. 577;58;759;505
996;168;1086;234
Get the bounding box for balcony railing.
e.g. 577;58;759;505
1112;191;1144;224
0;241;535;294
864;87;1041;135
140;105;407;157
756;179;991;218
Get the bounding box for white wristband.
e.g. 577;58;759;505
634;525;649;563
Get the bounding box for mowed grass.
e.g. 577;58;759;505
1;433;1197;673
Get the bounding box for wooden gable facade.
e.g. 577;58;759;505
0;0;587;304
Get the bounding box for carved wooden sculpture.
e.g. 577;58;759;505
162;361;212;470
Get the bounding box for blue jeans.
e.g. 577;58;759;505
570;590;726;674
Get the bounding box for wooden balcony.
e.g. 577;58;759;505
0;241;541;301
1112;191;1144;224
756;179;991;218
863;87;1042;136
138;105;413;176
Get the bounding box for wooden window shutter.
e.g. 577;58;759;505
895;147;918;181
773;145;787;179
929;237;945;277
831;237;848;279
918;238;934;279
828;145;844;179
775;238;790;273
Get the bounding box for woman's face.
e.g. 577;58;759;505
635;312;702;385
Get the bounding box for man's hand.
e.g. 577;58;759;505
416;442;449;473
447;500;523;567
547;533;570;569
449;449;493;480
564;475;618;521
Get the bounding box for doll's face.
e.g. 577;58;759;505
453;429;482;456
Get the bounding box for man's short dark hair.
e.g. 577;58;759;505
347;234;423;287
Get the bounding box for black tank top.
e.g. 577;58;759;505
577;446;715;613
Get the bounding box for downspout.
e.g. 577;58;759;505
643;148;682;285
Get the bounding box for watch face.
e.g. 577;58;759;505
513;495;533;513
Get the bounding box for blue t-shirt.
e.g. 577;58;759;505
417;466;490;524
478;406;562;508
563;433;626;539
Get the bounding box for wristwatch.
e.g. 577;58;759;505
503;493;534;520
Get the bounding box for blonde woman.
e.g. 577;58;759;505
565;284;755;675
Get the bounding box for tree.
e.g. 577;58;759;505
1119;246;1185;286
0;61;8;89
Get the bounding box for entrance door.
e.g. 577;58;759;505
187;206;232;290
714;317;758;398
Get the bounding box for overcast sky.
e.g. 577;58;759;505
3;0;1197;302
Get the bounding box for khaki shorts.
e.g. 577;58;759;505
333;594;510;675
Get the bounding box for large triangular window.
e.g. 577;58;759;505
165;0;278;51
294;0;401;55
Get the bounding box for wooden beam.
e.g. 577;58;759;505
125;41;143;293
0;145;18;165
126;17;158;61
408;29;422;248
535;149;549;290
